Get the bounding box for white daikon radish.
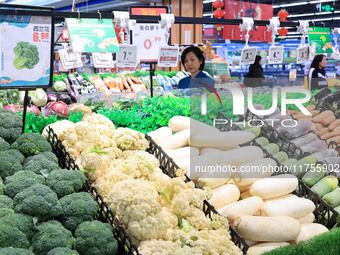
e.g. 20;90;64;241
246;242;290;255
244;239;259;247
223;146;264;166
296;213;315;224
168;116;219;133
200;147;224;155
249;174;298;200
293;223;328;244
233;158;277;187
159;129;190;150
176;158;190;172
189;131;255;148
147;127;172;144
200;146;240;155
263;196;315;219
208;184;240;209
237;184;251;193
219;196;264;222
187;151;224;181
263;194;297;202
197;165;234;189
165;147;199;162
234;216;301;242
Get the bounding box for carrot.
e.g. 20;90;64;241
130;76;143;84
118;78;125;91
312;110;334;123
126;76;134;87
311;110;320;117
321;130;340;140
328;119;340;131
327;135;340;144
295;115;313;121
123;78;131;90
306;104;316;111
287;110;300;115
314;123;323;130
315;128;329;137
320;115;336;126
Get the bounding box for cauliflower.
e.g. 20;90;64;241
93;170;130;198
42;120;75;141
138;240;178;255
107;179;171;243
82;114;116;138
112;128;149;151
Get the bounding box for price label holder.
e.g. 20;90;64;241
297;45;309;64
268;45;284;64
157;46;179;67
92;52;114;68
116;44;138;68
58;48;83;69
239;46;257;65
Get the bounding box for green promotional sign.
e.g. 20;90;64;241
65;18;120;53
308;27;333;54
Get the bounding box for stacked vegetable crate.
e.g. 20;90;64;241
46;127;249;254
46;127;139;255
228;110;339;228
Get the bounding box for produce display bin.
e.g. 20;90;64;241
46;127;140;255
217;111;339;229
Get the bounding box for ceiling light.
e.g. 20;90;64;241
280;2;308;8
315;11;333;15
333;17;340;20
203;0;215;3
289;13;315;17
203;13;212;17
309;0;335;4
273;5;281;8
311;17;331;21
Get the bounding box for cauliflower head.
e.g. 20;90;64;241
112;128;149;151
42;120;75;141
82;113;116;138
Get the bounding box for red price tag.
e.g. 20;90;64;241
62;28;69;40
33;32;50;42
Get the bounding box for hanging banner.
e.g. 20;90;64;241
223;0;273;42
65;18;120;53
308;27;333;54
0;13;54;88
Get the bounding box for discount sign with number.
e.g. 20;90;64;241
297;45;309;64
116;44;138;68
239;46;258;65
132;23;166;62
268;45;284;64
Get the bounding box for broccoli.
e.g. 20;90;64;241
0;247;34;255
30;220;75;255
11;133;52;157
0;222;30;249
0;177;3;195
0;211;36;242
47;247;79;255
4;171;45;199
58;192;99;231
74;220;118;255
24;151;58;166
0;150;25;179
23;157;60;176
13;42;39;70
0;109;22;144
0;208;14;218
47;169;86;198
0;137;10;152
0;195;13;209
13;184;62;221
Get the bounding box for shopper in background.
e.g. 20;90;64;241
309;54;328;90
178;46;215;90
244;55;265;87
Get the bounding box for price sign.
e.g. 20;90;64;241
116;44;138;68
297;45;309;64
132;23;167;62
289;69;297;81
268;45;284;64
239;46;258;65
62;28;69;40
157;46;179;67
92;52;114;68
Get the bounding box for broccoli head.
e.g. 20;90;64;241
23;157;60;176
0;222;30;249
13;42;39;70
47;247;79;255
24;151;58;166
4;170;45;199
11;132;52;157
75;220;118;255
0;177;3;195
0;195;13;209
0;109;22;144
46;169;86;198
0;149;24;179
0;247;34;255
0;208;14;218
0;137;10;152
13;184;62;221
58;192;99;231
30;220;75;255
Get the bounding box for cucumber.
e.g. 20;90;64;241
302;167;325;188
282;158;297;167
273;151;289;163
246;127;261;137
312;87;332;100
311;175;338;198
290;156;317;177
255;137;269;147
335;205;340;224
263;143;280;156
322;188;340;207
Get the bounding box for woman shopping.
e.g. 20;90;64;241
309;54;328;90
178;46;215;90
244;55;265;87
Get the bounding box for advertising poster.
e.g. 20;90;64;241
308;27;333;54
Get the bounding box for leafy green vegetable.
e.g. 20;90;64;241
13;42;39;70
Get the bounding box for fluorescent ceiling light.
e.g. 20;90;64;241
311;17;331;21
281;2;308;7
333;17;340;20
315;11;332;15
287;32;300;35
289;13;314;17
203;13;212;17
309;0;335;4
203;0;215;3
335;11;340;13
273;5;281;8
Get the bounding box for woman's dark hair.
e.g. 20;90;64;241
181;46;205;70
249;55;262;70
311;54;326;69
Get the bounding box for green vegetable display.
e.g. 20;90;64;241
11;132;52;157
0;109;22;144
0;149;24;179
0;247;34;255
0;195;13;209
13;42;39;70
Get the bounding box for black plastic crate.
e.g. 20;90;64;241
46;127;139;255
145;134;250;254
